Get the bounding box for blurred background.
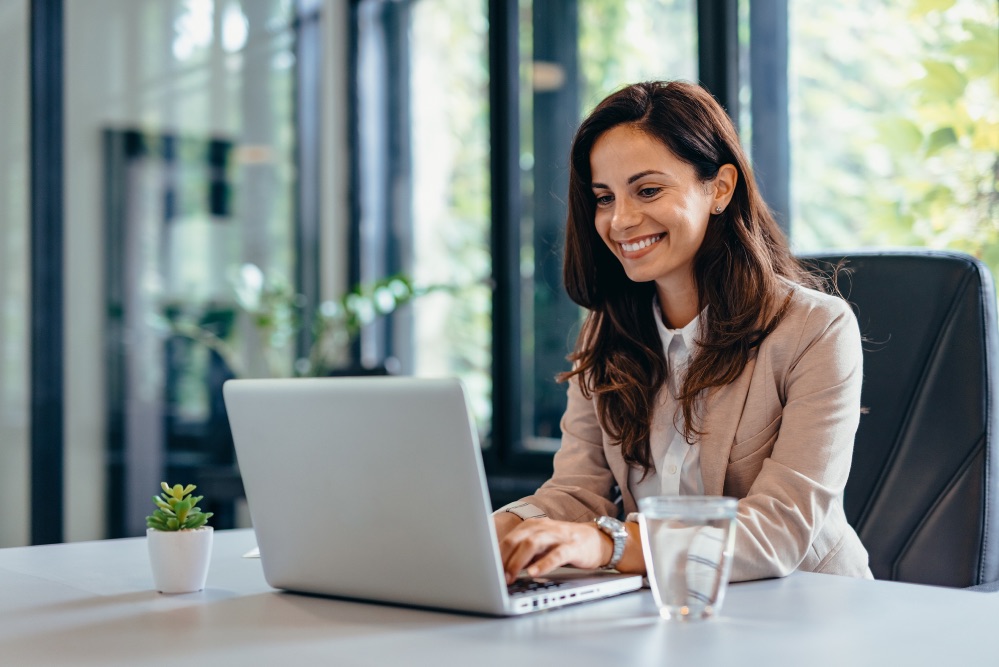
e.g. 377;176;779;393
1;0;996;546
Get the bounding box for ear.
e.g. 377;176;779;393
711;164;738;209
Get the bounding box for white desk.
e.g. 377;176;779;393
1;529;996;666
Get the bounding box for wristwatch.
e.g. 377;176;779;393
593;516;628;570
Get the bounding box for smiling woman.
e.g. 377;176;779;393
589;124;737;328
493;81;873;586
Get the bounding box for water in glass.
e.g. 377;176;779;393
638;496;737;621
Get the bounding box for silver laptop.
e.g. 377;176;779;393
223;376;642;616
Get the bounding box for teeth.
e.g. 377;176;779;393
621;234;663;252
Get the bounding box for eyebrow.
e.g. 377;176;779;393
591;169;667;189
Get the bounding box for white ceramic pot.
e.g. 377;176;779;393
147;526;214;594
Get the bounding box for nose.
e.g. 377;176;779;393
610;197;641;232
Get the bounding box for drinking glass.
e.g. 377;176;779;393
638;496;738;621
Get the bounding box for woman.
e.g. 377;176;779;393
495;80;871;584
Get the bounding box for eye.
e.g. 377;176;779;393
638;186;663;198
594;193;614;206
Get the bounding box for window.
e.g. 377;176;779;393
521;0;698;454
409;0;493;429
789;0;999;273
354;0;699;491
20;0;992;541
65;0;299;537
353;0;997;497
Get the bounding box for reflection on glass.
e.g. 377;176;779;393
65;0;296;538
789;0;999;273
0;0;30;547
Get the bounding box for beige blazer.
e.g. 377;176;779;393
519;284;873;582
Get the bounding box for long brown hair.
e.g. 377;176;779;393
559;80;821;474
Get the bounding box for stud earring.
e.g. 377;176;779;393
714;206;723;214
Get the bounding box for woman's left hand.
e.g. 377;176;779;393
497;518;612;584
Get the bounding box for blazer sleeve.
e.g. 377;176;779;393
514;376;620;521
729;297;864;581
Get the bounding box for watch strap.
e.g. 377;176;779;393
594;516;627;570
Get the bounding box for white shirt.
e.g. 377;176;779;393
500;301;705;520
628;301;704;502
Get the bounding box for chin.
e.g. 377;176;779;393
620;265;663;284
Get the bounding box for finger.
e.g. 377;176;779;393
501;524;563;582
503;535;555;583
497;517;538;561
498;523;533;571
526;544;575;578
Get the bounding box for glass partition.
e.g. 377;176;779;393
65;0;298;538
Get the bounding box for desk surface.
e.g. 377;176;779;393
1;529;997;666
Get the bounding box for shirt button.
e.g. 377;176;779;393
668;464;678;475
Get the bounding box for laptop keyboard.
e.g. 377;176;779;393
507;578;567;595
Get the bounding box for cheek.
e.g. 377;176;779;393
688;191;716;220
676;199;712;235
593;211;612;239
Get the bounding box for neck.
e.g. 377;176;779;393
656;278;699;329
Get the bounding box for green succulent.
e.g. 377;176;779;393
146;482;214;531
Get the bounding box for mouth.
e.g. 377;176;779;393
619;233;664;253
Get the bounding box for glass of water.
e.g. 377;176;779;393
638;496;738;621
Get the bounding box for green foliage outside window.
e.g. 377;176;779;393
791;0;998;274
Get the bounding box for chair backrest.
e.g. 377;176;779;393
800;250;999;587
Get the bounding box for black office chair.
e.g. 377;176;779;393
800;250;999;588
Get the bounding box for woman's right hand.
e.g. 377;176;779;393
496;517;614;584
495;513;647;583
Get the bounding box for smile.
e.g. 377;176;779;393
619;234;664;253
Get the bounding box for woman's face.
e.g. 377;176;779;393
589;124;720;300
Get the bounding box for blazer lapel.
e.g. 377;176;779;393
697;358;756;495
604;437;635;514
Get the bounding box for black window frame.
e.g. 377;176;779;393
30;0;65;545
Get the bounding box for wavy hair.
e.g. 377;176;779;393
559;81;822;474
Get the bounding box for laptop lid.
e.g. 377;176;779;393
224;377;640;616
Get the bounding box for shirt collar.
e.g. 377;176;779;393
652;296;704;352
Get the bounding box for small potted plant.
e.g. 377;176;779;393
146;482;215;593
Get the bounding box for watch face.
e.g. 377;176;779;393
597;516;625;534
